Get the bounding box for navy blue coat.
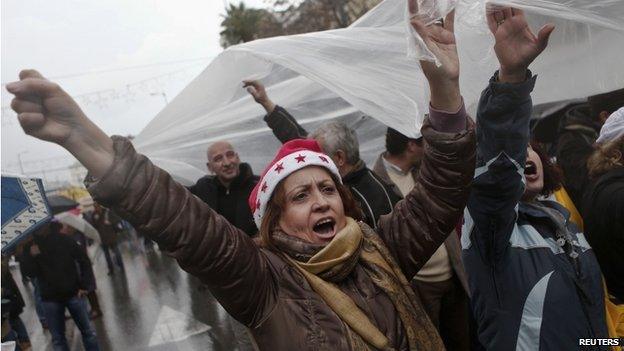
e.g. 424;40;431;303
462;73;608;351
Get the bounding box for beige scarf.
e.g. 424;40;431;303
276;217;444;351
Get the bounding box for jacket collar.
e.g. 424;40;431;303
341;159;367;183
519;199;571;223
212;162;255;190
372;152;417;199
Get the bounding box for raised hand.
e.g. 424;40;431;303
243;80;276;113
486;6;555;82
6;69;114;178
7;70;88;146
409;2;461;112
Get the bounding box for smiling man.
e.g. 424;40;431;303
188;141;260;236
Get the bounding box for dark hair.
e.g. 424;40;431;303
385;128;422;156
588;88;624;120
258;171;363;249
530;140;563;196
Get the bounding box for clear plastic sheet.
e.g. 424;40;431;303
134;0;624;184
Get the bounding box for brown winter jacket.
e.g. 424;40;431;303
86;117;476;350
372;154;469;295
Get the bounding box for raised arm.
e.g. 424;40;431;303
7;71;278;327
244;80;308;143
377;6;476;279
466;6;554;263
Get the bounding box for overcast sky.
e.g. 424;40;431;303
1;0;266;181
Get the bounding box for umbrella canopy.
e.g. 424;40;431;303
1;175;52;254
47;195;79;215
55;212;101;244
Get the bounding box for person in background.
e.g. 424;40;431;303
463;6;608;350
1;256;31;351
92;203;125;275
583;107;624;338
244;80;401;229
19;222;100;351
556;88;624;209
14;238;48;331
59;223;103;319
5;2;475;347
188;141;259;236
372;127;470;350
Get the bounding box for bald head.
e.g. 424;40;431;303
207;141;235;159
207;140;241;186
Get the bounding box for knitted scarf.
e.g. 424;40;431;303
273;217;444;351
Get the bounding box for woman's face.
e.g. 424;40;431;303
523;145;544;200
277;166;347;244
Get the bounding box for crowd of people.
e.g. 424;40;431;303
2;3;623;351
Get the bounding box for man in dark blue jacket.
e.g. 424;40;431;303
462;6;608;350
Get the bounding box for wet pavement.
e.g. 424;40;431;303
10;241;252;350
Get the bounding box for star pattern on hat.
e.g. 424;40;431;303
250;139;342;229
274;162;284;174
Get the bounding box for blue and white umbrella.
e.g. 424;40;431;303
1;174;52;254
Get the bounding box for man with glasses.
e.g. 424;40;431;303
189;141;260;236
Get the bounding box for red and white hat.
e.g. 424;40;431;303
248;139;341;228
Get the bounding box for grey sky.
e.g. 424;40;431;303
1;0;265;182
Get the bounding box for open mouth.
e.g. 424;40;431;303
312;218;336;239
524;161;537;176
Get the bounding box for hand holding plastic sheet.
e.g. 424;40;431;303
409;3;462;112
243;80;276;113
125;0;624;185
405;0;458;63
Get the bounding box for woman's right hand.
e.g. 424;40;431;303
7;69;114;178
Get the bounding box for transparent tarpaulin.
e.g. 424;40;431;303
134;0;624;185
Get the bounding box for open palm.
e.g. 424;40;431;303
487;7;554;76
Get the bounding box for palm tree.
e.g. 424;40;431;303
220;3;278;48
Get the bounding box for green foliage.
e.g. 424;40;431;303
219;0;382;48
220;2;281;48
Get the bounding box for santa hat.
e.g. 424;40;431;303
248;139;342;228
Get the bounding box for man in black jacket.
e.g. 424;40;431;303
243;80;401;229
189;141;259;236
20;222;100;351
